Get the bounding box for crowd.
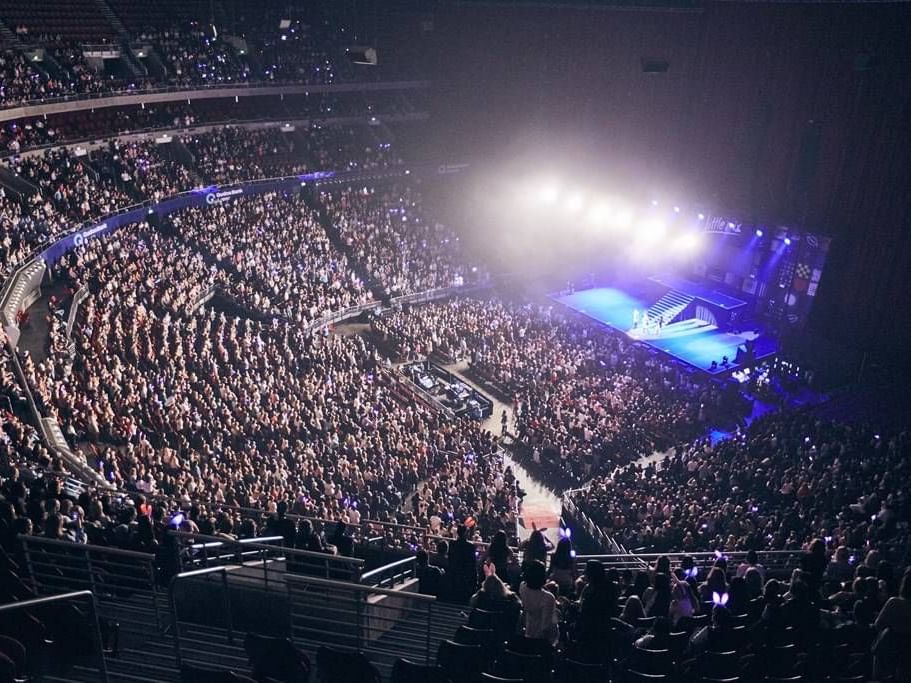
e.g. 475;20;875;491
417;540;911;680
0;122;414;280
1;92;416;156
375;297;739;485
143;24;254;88
169;191;373;324
0;15;367;109
322;185;481;297
7;147;134;224
573;412;911;568
13;214;512;550
181;126;309;184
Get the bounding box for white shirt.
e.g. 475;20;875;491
519;584;559;645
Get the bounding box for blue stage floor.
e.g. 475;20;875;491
553;287;776;375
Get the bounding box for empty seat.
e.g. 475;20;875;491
180;664;257;682
244;633;310;682
316;645;381;683
627;648;673;676
497;648;550;683
555;658;608;683
391;657;452;683
437;639;486;682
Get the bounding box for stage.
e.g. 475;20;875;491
552;285;777;376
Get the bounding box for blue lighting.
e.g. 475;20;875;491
755;229;764;237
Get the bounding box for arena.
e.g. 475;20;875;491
1;1;910;681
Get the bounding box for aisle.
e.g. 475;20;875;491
444;361;563;548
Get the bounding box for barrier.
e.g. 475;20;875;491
0;80;432;120
0;590;109;682
19;534;165;633
286;573;439;665
573;550;806;577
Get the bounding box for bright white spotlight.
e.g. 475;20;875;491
612;206;634;228
675;231;704;253
697;213;705;220
651;199;659;207
565;192;586;213
673;206;681;213
586;201;610;225
541;183;560;204
638;218;667;244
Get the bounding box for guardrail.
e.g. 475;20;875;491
0;590;109;682
562;489;624;554
359;556;417;589
167;530;365;583
573;550;806;577
0;79;432;120
19;534;166;633
286;573;440;666
169;566;234;671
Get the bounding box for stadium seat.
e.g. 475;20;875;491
391;657;452;683
316;645;380;683
244;633;310;682
437;640;486;682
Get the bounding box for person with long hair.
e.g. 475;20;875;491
549;537;576;595
486;529;513;584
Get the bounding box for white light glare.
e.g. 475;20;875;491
638;218;667;244
565;192;586;213
541;183;560;204
675;232;704;253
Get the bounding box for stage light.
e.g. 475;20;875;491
784;237;792;246
565;192;586;213
727;222;736;229
541;183;560;204
612;206;635;228
673;206;680;213
697;213;705;220
586;201;610;226
675;232;703;253
651;199;659;207
755;229;764;237
638;218;667;244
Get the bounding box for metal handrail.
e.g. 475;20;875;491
285;571;437;601
167;530;365;582
168;566;233;671
0;590;109;681
359;555;416;588
0;79;432;116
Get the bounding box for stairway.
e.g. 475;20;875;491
91;0;130;39
303;188;390;304
645;290;693;325
0;166;40;200
0;19;18;46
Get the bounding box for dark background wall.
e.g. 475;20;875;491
379;1;911;357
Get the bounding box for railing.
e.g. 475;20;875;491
286;573;440;666
388;280;491;308
0;79;432;118
0;109;431;161
169;566;234;671
0;590;109;682
167;530;365;583
573;550;806;577
562;488;624;554
359;556;417;589
18;534;165;633
66;285;89;340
